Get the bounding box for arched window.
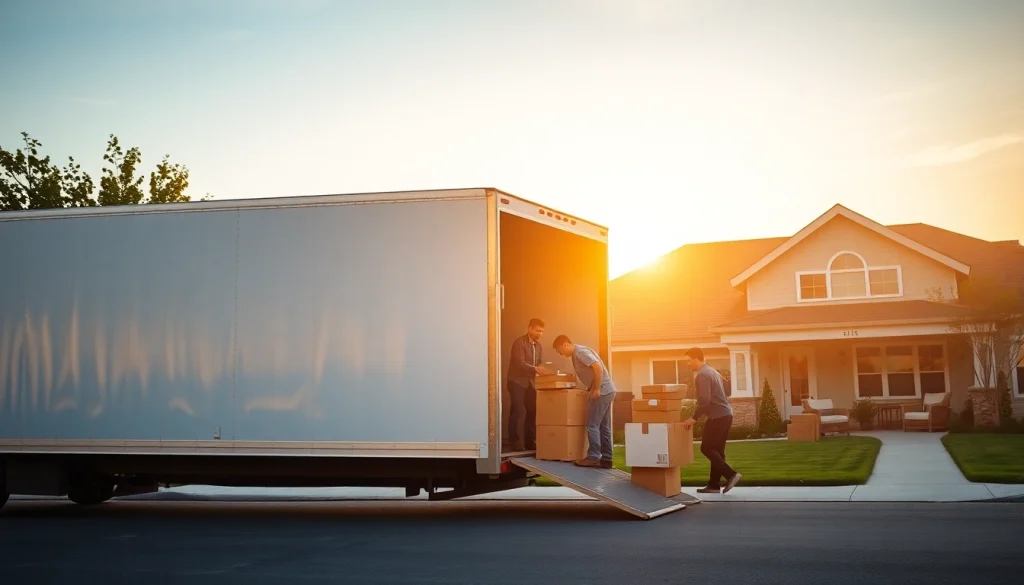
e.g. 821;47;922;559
796;251;903;302
828;252;868;298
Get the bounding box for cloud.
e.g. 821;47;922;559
901;134;1024;168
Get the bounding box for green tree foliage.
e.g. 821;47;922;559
1;132;208;211
998;370;1013;424
0;132;96;210
148;155;191;204
758;378;784;434
98;135;144;206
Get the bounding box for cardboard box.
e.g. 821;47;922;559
641;384;688;395
631;410;683;423
624;422;694;468
640;388;686;400
536;426;588;462
537;389;589;426
788;413;821;442
630;466;681;497
632;398;684;412
536;381;577;390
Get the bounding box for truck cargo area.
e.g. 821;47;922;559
498;209;608;454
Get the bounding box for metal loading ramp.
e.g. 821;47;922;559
511;457;700;520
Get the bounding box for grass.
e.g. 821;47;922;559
941;434;1024;483
533;435;882;487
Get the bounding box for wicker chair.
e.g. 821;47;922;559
902;392;951;432
801;399;851;436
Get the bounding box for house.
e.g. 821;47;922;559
609;204;1024;428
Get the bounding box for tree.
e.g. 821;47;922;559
98;135;144;206
147;155;191;204
929;277;1024;389
0;132;96;211
758;378;784;435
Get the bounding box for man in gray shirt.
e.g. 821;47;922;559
553;334;616;468
682;347;742;494
505;318;551;451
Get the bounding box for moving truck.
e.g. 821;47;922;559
0;188;609;508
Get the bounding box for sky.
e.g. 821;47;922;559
1;0;1023;277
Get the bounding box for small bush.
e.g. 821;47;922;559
757;378;784;435
998;370;1014;424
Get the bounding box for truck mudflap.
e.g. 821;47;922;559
510;457;699;520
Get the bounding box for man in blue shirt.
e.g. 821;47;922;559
553;334;616;468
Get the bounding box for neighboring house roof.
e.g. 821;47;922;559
711;300;972;333
729;204;972;288
610;213;1024;347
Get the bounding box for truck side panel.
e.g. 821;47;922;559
0;210;238;440
232;201;489;443
1;198;490;453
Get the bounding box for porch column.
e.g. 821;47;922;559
969;337;1000;428
728;344;754;398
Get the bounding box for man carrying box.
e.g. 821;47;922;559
552;334;616;469
682;347;742;494
506;318;552;451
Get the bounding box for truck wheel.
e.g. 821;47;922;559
68;477;115;506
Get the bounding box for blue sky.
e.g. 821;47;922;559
2;0;1023;275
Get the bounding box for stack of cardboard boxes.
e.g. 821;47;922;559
534;372;590;461
624;384;693;497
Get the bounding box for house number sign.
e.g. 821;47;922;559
842;330;859;337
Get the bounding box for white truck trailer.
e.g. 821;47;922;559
0;188;691;519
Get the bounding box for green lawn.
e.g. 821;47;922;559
534;436;881;487
941;434;1024;483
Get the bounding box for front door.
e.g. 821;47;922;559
781;347;818;418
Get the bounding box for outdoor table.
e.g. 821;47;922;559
875;403;904;430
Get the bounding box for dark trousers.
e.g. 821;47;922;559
507;381;536;450
700;415;737;488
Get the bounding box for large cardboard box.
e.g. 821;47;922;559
631;410;683;423
624;422;694;468
536;426;588;462
630;466;681;497
537;389;589;426
632;398;684;412
535;372;577;390
788;413;820;442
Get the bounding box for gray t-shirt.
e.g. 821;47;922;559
572;344;616;396
692;363;734;420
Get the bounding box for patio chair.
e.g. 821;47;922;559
902;392;951;432
801;399;851;436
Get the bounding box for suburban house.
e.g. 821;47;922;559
609;204;1024;428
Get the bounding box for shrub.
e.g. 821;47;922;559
757;378;784;435
850;398;878;429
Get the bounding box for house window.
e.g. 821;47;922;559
1013;360;1024;398
796;251;903;302
869;268;900;296
799;273;827;300
650;357;729;397
918;344;947;395
854;343;948;399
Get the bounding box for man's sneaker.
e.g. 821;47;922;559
600;460;613;469
696;486;721;494
574;458;601;468
724;472;742;494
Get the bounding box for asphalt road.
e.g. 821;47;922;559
2;499;1023;584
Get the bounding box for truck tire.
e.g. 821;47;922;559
67;476;115;506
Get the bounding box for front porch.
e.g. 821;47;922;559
716;321;975;429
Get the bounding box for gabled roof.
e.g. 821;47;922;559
728;204;972;288
610;219;1024;347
